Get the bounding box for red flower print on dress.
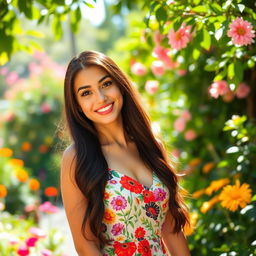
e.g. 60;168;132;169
113;241;137;256
153;188;167;201
138;239;152;256
103;209;116;224
143;190;155;203
145;202;160;220
111;223;125;236
120;176;144;194
135;227;146;239
111;196;127;211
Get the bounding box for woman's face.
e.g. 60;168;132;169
73;65;123;125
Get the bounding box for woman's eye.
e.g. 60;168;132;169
81;91;91;96
103;81;112;87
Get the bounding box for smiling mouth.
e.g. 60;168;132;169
95;103;114;114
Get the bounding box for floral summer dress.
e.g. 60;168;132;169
101;168;170;256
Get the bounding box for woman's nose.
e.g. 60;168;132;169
95;90;107;102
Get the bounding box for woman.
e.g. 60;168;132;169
60;50;191;256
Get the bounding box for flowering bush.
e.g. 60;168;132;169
107;0;256;254
0;211;66;256
0;51;65;193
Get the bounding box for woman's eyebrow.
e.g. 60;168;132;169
77;74;111;93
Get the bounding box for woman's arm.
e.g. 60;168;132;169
60;145;102;256
161;211;191;256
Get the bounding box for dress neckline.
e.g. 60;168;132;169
108;168;155;190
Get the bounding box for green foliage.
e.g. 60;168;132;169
107;0;256;254
0;0;95;65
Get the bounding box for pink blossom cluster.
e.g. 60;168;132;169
173;110;197;141
208;80;250;101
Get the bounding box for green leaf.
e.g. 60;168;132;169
200;29;211;50
192;6;208;13
251;195;256;202
52;15;63;40
173;17;182;31
155;6;167;25
227;63;235;79
70;7;81;33
214;68;227;81
247;59;255;68
217;160;228;168
209;3;223;14
17;0;33;19
234;60;243;84
192;48;200;60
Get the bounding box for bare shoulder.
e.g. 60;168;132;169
61;144;77;181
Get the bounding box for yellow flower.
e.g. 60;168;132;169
0;147;13;157
205;178;230;195
192;188;205;199
188;158;201;168
103;209;116;224
219;180;252;212
202;162;215;174
200;196;220;214
0;184;8;198
9;158;24;167
15;168;29;182
116;236;125;241
184;212;199;236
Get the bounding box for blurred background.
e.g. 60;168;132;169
0;0;255;255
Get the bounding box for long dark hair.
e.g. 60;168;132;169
63;50;190;249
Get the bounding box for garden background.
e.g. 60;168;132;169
0;0;256;255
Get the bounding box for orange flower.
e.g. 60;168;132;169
104;192;110;200
188;158;201;167
39;144;48;154
0;184;7;198
44;186;58;197
0;147;13;157
202;162;215;174
9;158;24;167
219;180;252;212
15;169;29;182
29;179;40;191
103;209;116;224
205;178;230;195
192;188;205;199
184;212;199;236
200;196;220;213
21;142;31;152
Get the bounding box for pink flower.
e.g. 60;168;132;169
208;80;229;98
40;102;51;113
153;188;167;201
145;80;159;94
181;110;192;121
17;245;29;256
29;62;42;75
111;223;125;236
168;24;193;50
174;117;186;132
28;227;46;238
236;82;250;98
111;196;127;211
151;60;165;76
9;236;20;245
39;201;59;214
153;46;178;69
153;30;164;45
26;237;38;247
131;62;147;76
171;148;180;158
6;71;19;85
0;67;8;76
227;17;255;46
3;111;15;122
176;69;187;76
222;89;235;102
25;204;36;212
41;249;53;256
184;129;197;141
